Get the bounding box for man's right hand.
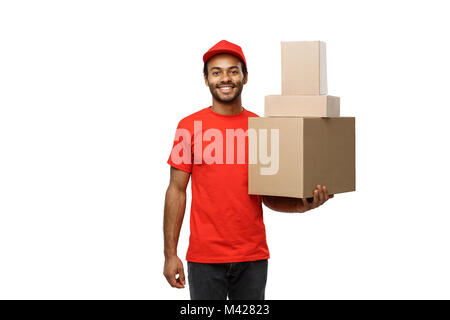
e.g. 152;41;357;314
163;255;186;288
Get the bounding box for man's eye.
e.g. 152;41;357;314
213;72;219;75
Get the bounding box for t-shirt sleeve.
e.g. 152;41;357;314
167;120;193;173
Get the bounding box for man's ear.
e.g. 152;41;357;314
243;72;248;85
204;74;209;86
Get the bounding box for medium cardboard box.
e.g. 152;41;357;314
281;41;327;95
265;95;340;117
248;117;355;198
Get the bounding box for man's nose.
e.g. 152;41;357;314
220;72;232;82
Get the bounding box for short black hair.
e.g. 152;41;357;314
203;58;247;77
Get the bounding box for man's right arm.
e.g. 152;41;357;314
163;166;190;289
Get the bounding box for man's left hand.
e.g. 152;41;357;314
296;185;334;213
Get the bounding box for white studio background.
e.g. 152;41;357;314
1;0;449;300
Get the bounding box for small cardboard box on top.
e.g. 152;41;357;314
281;41;328;95
248;117;355;198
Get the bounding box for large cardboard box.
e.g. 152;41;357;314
265;95;340;117
281;41;327;95
248;117;355;198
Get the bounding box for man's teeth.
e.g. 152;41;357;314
220;87;232;90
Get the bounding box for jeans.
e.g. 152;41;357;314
187;259;268;300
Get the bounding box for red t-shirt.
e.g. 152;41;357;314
167;106;270;263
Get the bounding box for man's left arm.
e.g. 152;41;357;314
262;185;334;213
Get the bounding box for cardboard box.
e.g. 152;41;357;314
248;117;355;198
265;95;340;117
281;41;327;95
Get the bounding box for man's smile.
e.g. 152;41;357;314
217;85;235;94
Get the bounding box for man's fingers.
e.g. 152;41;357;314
301;185;333;213
317;185;325;204
164;272;176;287
165;271;184;288
174;275;184;288
312;189;320;208
173;274;184;288
323;186;329;200
169;274;178;288
174;264;186;288
179;266;186;286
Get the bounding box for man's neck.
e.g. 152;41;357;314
210;99;243;116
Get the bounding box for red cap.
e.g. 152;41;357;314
202;40;247;68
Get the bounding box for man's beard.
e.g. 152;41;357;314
208;82;243;103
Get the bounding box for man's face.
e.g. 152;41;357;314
204;53;248;103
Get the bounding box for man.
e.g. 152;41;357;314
163;40;333;300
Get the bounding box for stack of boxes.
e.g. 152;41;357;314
248;41;355;198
